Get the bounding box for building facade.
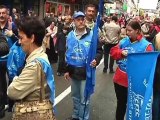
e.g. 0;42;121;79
0;0;89;18
0;0;120;18
45;0;82;16
45;0;105;16
0;0;42;15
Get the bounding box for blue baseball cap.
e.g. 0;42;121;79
73;11;85;19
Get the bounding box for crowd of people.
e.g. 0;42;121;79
0;2;160;120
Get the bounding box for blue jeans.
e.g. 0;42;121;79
71;79;90;120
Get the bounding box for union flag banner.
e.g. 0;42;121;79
126;52;159;120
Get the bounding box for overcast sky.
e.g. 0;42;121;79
139;0;158;9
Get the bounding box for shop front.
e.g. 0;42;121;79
46;0;80;16
0;0;41;16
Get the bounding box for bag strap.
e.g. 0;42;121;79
36;60;45;103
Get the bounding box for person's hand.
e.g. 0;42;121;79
90;59;97;67
64;72;71;81
5;29;13;37
122;50;128;57
51;33;55;38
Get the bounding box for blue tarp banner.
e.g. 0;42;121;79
126;52;160;120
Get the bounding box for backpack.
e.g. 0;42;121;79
0;33;9;57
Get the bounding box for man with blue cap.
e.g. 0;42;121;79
64;11;103;120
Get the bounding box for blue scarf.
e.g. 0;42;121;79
36;58;55;104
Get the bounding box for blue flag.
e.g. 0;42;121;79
85;0;104;98
126;52;160;120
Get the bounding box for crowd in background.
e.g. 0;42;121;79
1;3;160;120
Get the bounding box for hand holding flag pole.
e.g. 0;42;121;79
83;1;104;119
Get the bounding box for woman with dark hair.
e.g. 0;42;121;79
7;16;56;120
110;20;153;120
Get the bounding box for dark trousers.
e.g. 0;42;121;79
8;81;14;112
46;37;58;63
57;51;65;73
152;58;160;120
0;61;7;111
114;83;127;120
103;44;116;71
152;89;160;120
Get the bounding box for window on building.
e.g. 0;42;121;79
64;5;70;15
33;0;39;16
51;3;58;15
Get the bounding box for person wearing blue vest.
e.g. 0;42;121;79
7;16;56;120
0;5;18;118
110;20;153;120
64;11;103;120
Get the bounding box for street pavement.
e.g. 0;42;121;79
1;61;117;120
